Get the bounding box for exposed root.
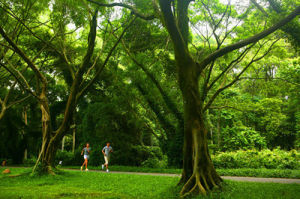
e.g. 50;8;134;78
180;171;221;198
31;164;57;176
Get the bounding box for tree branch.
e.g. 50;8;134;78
54;10;99;137
0;62;38;99
207;43;255;93
199;6;300;70
77;16;136;99
239;77;300;86
0;5;72;67
158;0;188;58
7;95;31;109
0;25;47;87
250;0;269;16
203;39;279;112
87;0;156;20
121;39;183;123
209;105;244;112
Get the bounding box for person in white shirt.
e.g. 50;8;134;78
101;142;113;172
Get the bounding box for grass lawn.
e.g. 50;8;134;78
62;165;300;179
1;167;300;199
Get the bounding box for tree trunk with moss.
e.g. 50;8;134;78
32;11;98;174
176;56;222;195
156;1;300;196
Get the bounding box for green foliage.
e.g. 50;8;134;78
23;157;37;167
55;150;74;166
220;125;267;151
212;149;300;169
141;156;168;168
1;0;299;174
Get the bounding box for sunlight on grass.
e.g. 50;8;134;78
0;168;300;199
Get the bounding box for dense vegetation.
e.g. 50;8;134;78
0;0;299;197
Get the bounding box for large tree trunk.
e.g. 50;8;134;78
179;127;193;184
33;11;98;174
33;93;55;174
62;136;65;151
177;58;222;196
72;127;76;153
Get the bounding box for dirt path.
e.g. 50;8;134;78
64;168;300;184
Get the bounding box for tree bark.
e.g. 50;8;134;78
62;136;65;151
32;11;98;173
177;56;222;196
72;127;76;153
32;92;54;174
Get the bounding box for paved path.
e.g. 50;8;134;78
64;168;300;184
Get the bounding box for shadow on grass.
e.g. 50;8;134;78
157;182;227;199
56;192;131;199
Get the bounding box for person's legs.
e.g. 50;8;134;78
81;157;86;171
104;156;108;166
85;159;88;170
105;157;110;171
102;156;106;170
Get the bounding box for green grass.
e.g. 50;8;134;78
62;165;300;178
63;165;181;174
217;168;300;178
1;167;300;199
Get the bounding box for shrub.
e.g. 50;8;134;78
55;150;74;166
212;149;300;169
127;145;165;166
141;156;168;168
23;158;36;166
220;125;267;151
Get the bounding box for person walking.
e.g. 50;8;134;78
101;142;113;172
81;143;91;171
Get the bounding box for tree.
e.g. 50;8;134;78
0;0;135;173
88;0;300;196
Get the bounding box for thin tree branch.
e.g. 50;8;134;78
120;38;183;122
199;6;300;72
77;17;136;99
87;0;156;20
207;43;255;93
202;61;215;101
0;62;38;99
0;25;47;86
250;0;269;16
7;95;31;109
209;105;244;112
239;77;300;86
203;39;279;111
0;5;71;66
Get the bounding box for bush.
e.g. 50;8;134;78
55;150;75;166
217;168;300;178
23;158;36;166
125;145;165;166
220;125;267;151
212;149;300;169
141;156;168;168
